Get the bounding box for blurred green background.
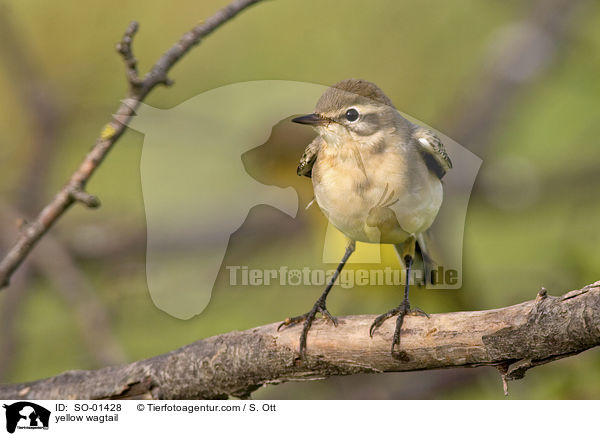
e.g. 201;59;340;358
0;0;599;399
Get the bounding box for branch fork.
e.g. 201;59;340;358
0;0;264;291
69;188;100;208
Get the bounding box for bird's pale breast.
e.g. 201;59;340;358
312;139;443;244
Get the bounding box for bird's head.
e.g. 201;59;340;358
292;79;402;147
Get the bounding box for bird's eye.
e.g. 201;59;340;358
345;108;359;122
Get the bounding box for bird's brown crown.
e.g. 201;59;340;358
315;79;396;114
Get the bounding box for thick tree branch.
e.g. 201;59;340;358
1;282;598;400
0;0;263;290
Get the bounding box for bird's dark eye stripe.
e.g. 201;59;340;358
345;108;359;122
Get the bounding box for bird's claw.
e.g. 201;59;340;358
369;306;401;338
370;301;429;358
278;300;338;360
320;307;339;327
277;314;308;331
277;304;338;332
409;307;429;318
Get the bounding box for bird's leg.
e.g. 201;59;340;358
278;240;356;360
369;236;429;358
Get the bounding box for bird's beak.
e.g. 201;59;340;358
292;113;328;126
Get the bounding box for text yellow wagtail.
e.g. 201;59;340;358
279;79;452;359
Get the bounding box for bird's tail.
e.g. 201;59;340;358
394;232;441;287
416;231;441;287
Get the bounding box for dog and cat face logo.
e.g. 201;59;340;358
2;402;50;433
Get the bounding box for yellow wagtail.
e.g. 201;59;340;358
279;79;452;359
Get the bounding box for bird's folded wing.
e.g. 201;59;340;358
297;136;323;178
412;127;452;179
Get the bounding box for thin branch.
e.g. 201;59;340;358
0;0;264;290
1;282;598;400
115;21;143;90
69;189;101;208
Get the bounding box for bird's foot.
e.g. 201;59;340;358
369;300;429;359
277;298;338;360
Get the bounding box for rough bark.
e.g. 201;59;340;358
1;282;598;400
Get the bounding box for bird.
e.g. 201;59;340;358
278;78;452;360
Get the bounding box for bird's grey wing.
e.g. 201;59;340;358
297;136;323;178
412;127;452;179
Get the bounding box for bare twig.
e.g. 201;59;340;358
1;282;598;400
69;190;101;208
0;0;264;290
115;21;143;90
